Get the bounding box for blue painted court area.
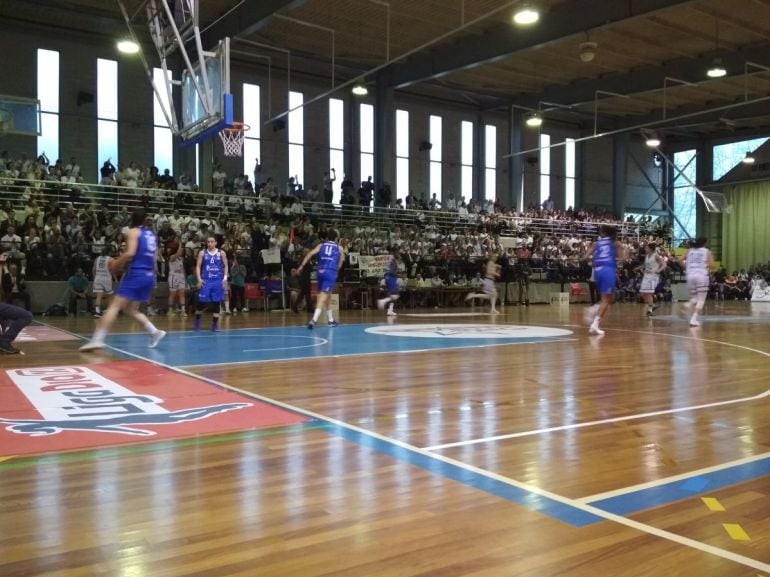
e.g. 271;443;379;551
102;323;574;367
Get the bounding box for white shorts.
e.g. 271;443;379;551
483;278;497;295
687;272;710;294
93;276;114;294
169;274;186;291
639;273;659;294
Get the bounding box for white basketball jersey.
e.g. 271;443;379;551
686;248;710;276
94;255;112;278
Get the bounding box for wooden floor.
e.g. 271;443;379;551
1;301;769;576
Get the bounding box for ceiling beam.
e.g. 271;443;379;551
510;43;770;113
382;0;699;89
198;0;307;49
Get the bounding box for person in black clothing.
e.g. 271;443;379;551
0;301;32;354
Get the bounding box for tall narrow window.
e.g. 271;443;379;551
396;109;409;203
484;124;496;202
243;83;261;182
329;98;344;185
360;103;374;190
673;150;697;243
539;133;551;205
461;120;474;201
565;137;576;209
153;68;174;176
97;58;118;181
37;49;60;162
429;115;442;203
288;91;304;188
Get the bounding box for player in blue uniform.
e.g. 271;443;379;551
194;236;229;331
377;247;402;316
80;208;166;351
583;225;627;336
297;229;344;329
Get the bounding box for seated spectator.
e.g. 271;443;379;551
67;267;93;315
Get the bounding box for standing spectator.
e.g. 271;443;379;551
229;255;247;313
322;168;336;203
1;262;31;310
253;157;263;190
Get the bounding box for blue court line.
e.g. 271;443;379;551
588;456;770;515
320;422;603;527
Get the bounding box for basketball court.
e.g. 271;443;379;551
1;302;769;575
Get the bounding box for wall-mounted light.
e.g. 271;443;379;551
117;40;140;54
351;84;368;96
706;58;727;78
742;151;756;164
513;4;539;25
525;113;543;127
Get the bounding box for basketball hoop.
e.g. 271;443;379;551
218;121;249;157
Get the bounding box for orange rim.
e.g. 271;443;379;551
222;122;250;133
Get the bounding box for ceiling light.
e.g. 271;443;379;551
742;151;756;164
351;84;368;96
513;5;539;25
579;41;597;63
706;58;727;78
645;134;661;148
117;40;140;54
525;114;542;127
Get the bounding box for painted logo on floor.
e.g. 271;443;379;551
0;361;308;455
365;324;573;339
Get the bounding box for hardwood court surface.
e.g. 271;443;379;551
0;301;768;576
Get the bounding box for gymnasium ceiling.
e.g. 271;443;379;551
4;0;770;145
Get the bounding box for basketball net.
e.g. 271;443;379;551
218;122;249;157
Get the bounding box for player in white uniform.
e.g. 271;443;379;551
166;242;187;316
464;251;501;314
681;237;714;327
91;248;115;318
638;243;666;316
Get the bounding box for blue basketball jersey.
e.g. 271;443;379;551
592;237;616;269
201;249;225;280
317;241;340;272
126;227;157;273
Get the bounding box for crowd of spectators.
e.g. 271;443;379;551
3;149;766;311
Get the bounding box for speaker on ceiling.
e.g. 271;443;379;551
418;140;433;151
77;91;94;106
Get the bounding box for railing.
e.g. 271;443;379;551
0;176;654;242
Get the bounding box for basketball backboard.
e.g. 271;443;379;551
0;96;41;136
179;37;232;146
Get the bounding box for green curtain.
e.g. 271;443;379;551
722;182;770;272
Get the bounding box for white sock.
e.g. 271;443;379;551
144;321;158;334
312;308;321;323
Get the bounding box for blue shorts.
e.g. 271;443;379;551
594;266;617;296
117;269;155;303
385;275;399;294
199;278;225;303
317;269;338;293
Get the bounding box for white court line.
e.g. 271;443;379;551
577;452;770;504
425;326;770;451
423;388;770;450
32;319;770;573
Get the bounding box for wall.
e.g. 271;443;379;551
0;22;664;215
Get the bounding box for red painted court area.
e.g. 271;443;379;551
0;360;308;456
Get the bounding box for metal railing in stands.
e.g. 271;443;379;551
0;177;651;240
